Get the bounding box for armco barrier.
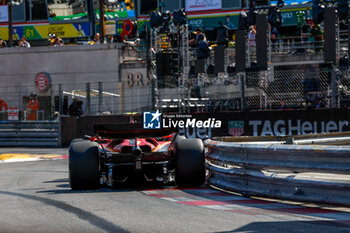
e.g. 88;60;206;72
0;121;61;147
205;139;350;206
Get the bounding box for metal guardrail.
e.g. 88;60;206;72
0;121;61;147
204;139;350;206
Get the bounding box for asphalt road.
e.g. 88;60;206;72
0;149;349;233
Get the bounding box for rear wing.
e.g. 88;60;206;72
94;123;177;139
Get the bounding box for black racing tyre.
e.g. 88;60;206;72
69;139;100;190
175;138;205;187
70;138;84;144
175;135;186;142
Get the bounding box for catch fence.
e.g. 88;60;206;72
1;67;350;121
156;65;350;112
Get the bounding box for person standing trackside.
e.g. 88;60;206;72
27;92;40;121
248;25;256;47
196;34;210;59
189;27;206;46
310;20;323;52
68;98;83;117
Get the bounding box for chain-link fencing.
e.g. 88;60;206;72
1;66;349;122
0;82;54;121
155;65;349;113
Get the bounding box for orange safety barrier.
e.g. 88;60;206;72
0;99;8;111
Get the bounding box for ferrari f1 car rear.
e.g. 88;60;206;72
69;123;205;190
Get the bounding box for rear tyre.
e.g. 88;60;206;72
69;139;100;190
175;135;186;142
175;138;206;187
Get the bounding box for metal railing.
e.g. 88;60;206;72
0;121;61;147
205;138;350;206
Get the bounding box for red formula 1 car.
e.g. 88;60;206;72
68;123;205;190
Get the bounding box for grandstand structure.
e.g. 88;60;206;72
145;1;350;113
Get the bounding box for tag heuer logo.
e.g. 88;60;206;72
228;121;244;136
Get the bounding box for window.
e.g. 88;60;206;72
163;0;180;11
48;0;88;21
31;0;48;20
13;2;26;22
254;0;269;6
222;0;241;9
139;0;157;16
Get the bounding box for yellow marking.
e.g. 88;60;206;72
0;154;62;161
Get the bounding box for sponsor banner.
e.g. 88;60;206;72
0;5;8;23
7;108;18;121
35;72;51;92
228;121;244;136
0;22;90;40
35;23;90;39
157;109;350;139
65;109;350;145
185;0;222;12
248;119;349;136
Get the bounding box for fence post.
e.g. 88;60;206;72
98;82;103;114
152;74;157;111
86;83;91;115
240;72;246;111
331;67;337;108
50;84;54;120
117;82;124;114
58;84;63;115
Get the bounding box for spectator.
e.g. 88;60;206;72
279;100;286;110
118;0;127;11
129;116;136;123
0;37;7;48
27;92;40;121
90;33;101;44
310;21;323;52
49;34;64;46
56;36;64;46
339;55;349;71
270;25;279;52
189;27;206;46
19;36;31;48
216;22;229;47
68;98;83;117
248;25;256;47
196;34;210;59
225;15;234;30
314;99;325;109
107;34;114;43
114;33;124;42
53;111;60;121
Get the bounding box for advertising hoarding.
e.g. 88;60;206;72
185;0;222;12
0;5;8;23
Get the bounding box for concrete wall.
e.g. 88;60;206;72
119;63;151;113
0;44;120;106
0;43;152;116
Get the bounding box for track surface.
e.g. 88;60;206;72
0;149;350;232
